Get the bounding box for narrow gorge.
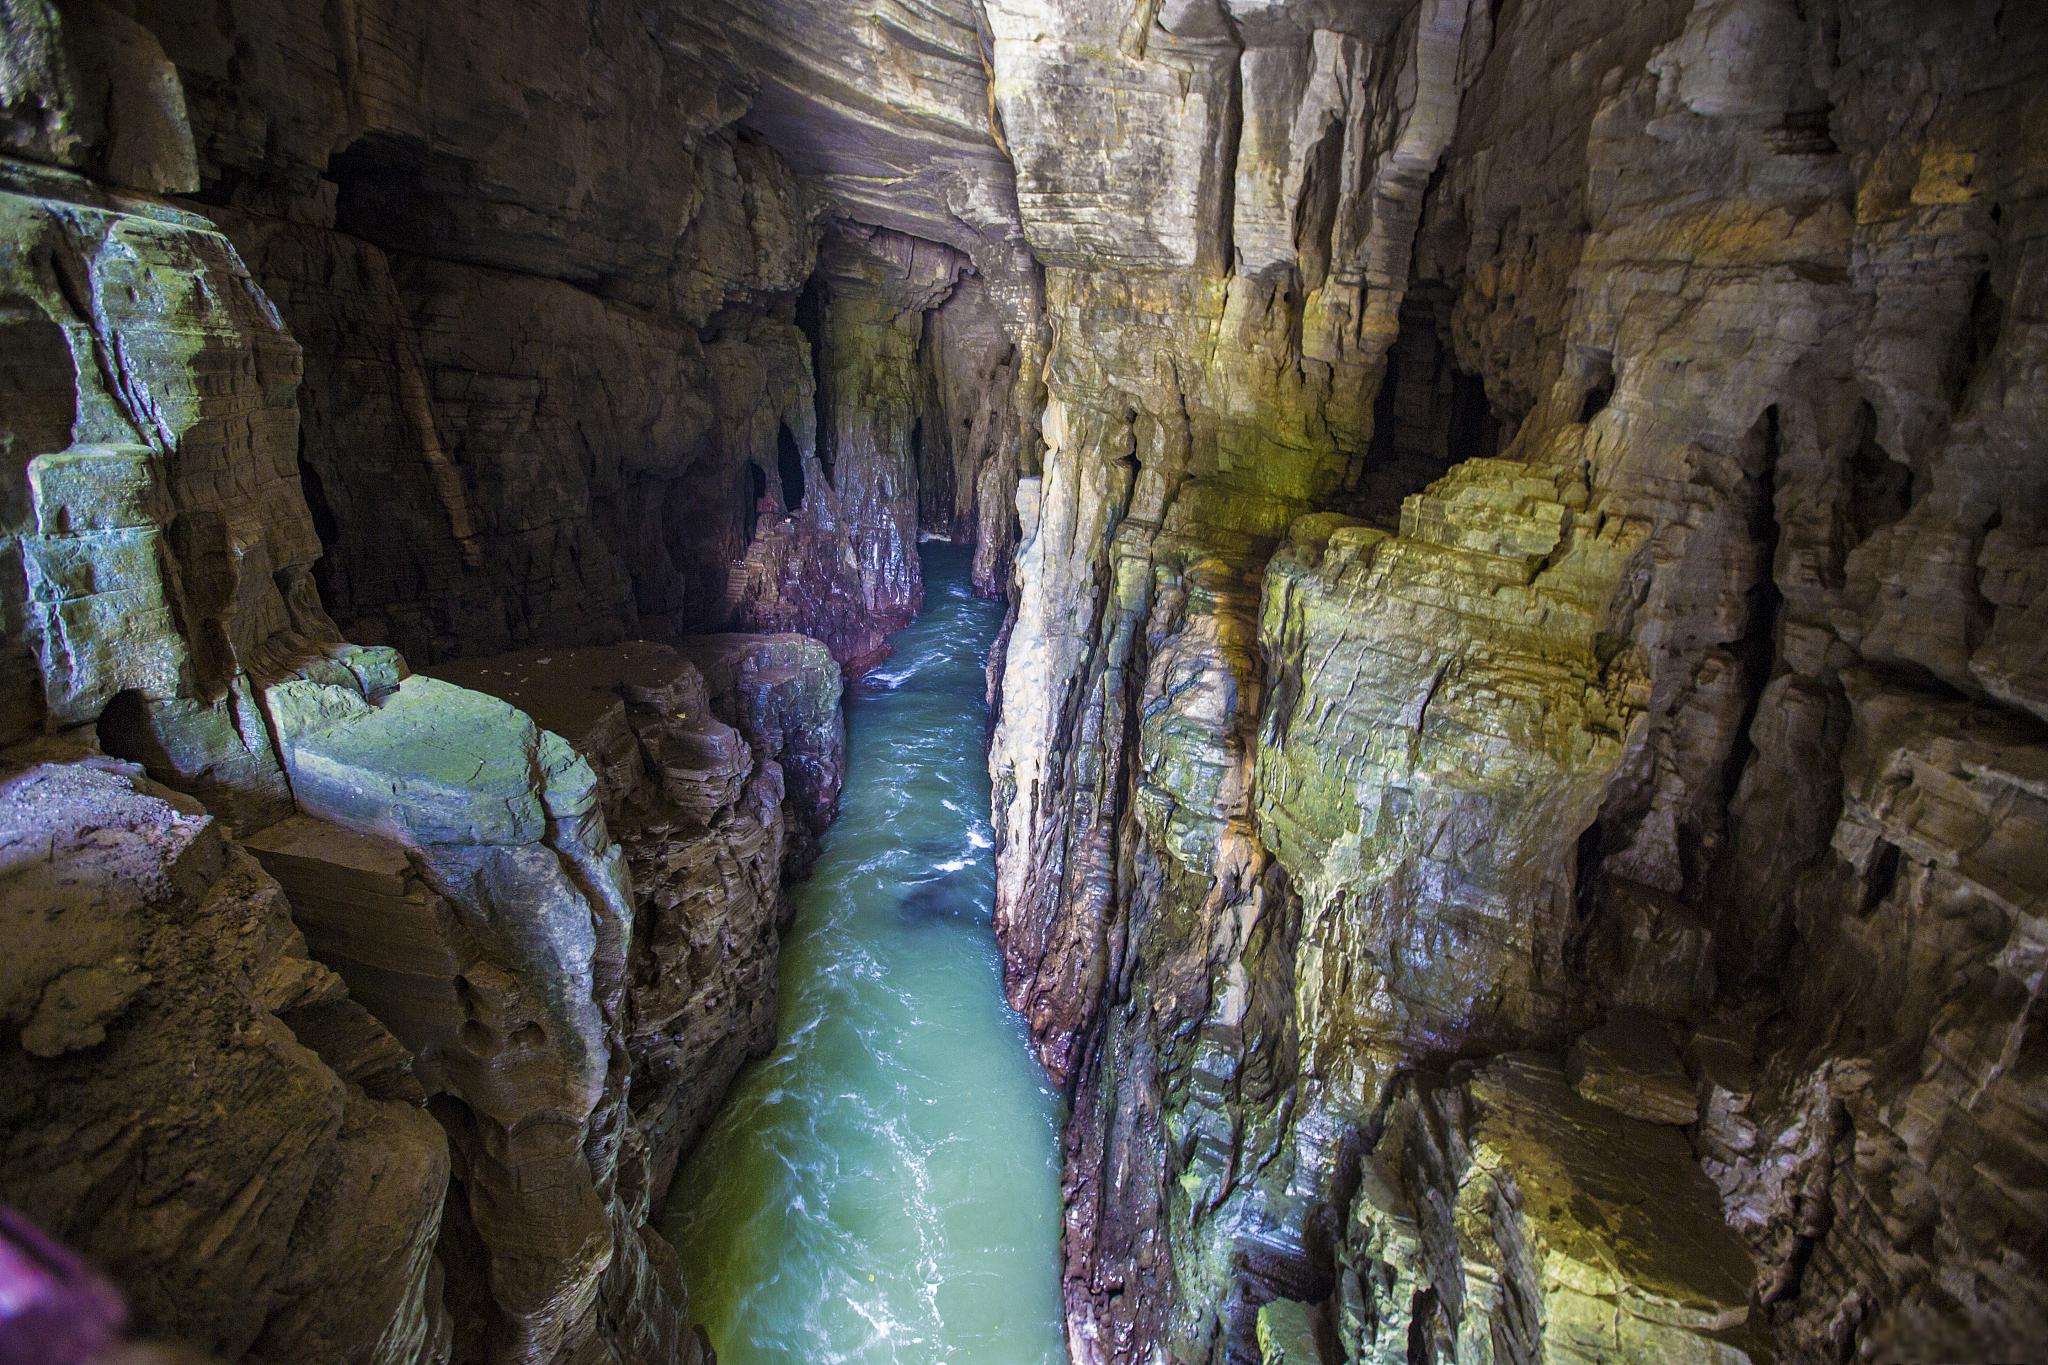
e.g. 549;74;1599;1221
0;1;2043;1363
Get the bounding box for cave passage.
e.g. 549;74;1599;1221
663;543;1064;1362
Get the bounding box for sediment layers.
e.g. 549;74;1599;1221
983;0;2048;1359
4;0;2046;1361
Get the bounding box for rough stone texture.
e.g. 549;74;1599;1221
0;0;196;194
1566;1009;1698;1125
0;12;742;1359
0;154;316;823
222;204;808;664
733;225;944;668
922;266;1033;594
120;0;1035;673
120;0;822;664
686;0;1052;557
9;0;2048;1361
0;758;448;1364
1334;1054;1758;1363
250;654;702;1365
983;0;2048;1359
427;636;844;1205
672;633;846;865
729;224;1029;662
1696;674;2048;1360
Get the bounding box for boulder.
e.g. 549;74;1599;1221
0;759;447;1364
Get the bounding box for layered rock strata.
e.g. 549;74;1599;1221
129;0;821;664
1327;1053;1759;1363
0;10;844;1359
113;0;1036;675
8;0;2048;1362
688;0;1052;598
244;650;698;1364
983;0;2048;1359
427;635;843;1204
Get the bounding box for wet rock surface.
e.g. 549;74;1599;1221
0;10;841;1358
1333;1054;1758;1364
982;0;2048;1359
111;0;1029;675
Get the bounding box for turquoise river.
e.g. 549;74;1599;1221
663;543;1067;1363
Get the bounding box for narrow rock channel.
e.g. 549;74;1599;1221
664;545;1064;1362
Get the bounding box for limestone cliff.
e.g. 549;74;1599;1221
116;0;1028;671
983;0;2048;1359
0;6;846;1362
427;635;844;1205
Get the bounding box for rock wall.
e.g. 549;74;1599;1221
0;758;450;1364
983;0;2048;1359
0;5;845;1363
732;225;950;668
921;267;1033;591
9;0;2048;1361
110;0;1033;673
426;635;844;1206
123;0;818;665
686;0;1053;600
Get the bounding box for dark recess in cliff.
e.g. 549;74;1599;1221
1356;285;1501;526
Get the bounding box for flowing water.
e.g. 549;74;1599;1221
663;543;1066;1364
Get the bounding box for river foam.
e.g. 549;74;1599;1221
663;543;1065;1364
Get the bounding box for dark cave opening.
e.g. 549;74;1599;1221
1943;270;2004;413
1719;405;1787;820
93;688;154;772
298;442;343;551
1355;288;1503;526
323;131;462;257
1844;400;1914;550
744;460;766;543
777;423;805;511
795;271;834;486
1859;840;1903;917
1577;348;1616;423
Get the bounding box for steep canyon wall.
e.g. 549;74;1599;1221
0;0;994;1361
4;0;2047;1362
982;0;2048;1360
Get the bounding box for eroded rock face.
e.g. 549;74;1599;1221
118;0;821;665
983;0;2048;1359
252;655;674;1364
427;636;844;1205
0;11;790;1359
0;155;316;824
106;0;1037;677
732;225;946;668
0;758;449;1365
1333;1054;1757;1363
7;0;2048;1361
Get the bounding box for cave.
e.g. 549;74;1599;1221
1;3;2045;1365
776;423;805;512
1355;286;1503;526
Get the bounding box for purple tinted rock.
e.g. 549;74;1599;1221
0;1208;126;1365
